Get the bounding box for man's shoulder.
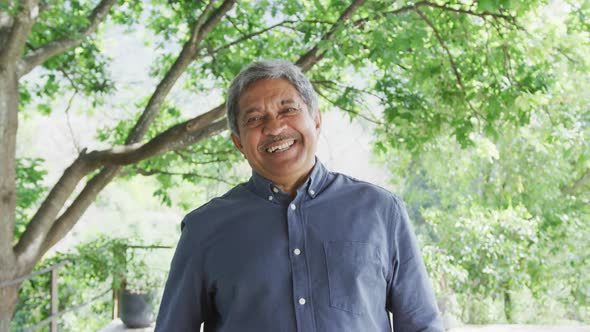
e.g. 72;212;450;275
329;171;400;202
181;183;251;230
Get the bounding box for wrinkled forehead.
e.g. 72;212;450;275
237;78;305;113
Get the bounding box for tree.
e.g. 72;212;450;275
0;0;555;329
375;11;590;318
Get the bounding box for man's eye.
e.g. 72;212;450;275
285;107;299;113
246;116;261;123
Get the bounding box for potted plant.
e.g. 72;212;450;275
118;247;164;328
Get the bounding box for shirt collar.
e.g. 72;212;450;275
247;157;328;203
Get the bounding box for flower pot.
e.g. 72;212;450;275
120;288;156;328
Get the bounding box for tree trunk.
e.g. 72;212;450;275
0;285;18;332
0;64;18;250
0;62;19;332
503;290;513;323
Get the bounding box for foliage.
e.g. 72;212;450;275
95;98;244;206
382;130;589;322
11;236;123;331
14;158;48;242
122;241;168;293
375;3;590;320
123;257;161;293
11;235;168;331
11;0;560;229
380;113;589;323
121;133;244;207
425;205;539;296
375;0;590;322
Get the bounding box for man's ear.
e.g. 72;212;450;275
314;108;322;134
231;132;244;152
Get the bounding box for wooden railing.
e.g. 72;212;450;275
0;260;110;332
0;244;172;332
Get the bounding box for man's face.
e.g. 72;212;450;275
231;78;321;185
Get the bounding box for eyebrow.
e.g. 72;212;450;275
241;99;300;117
241;108;259;117
281;99;299;107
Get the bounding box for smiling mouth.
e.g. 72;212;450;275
266;140;295;153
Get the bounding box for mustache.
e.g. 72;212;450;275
257;132;301;152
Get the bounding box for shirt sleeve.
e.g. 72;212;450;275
386;196;444;332
155;217;208;331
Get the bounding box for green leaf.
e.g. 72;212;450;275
477;0;497;12
37;103;52;115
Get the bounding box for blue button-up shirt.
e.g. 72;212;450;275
156;159;443;332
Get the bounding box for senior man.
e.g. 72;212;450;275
155;59;443;332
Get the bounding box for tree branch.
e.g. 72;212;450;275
39;118;230;255
207;20;334;55
19;101;225;264
415;1;516;23
172;150;231;165
0;0;40;65
39;166;120;257
353;4;415;27
58;66;82;152
296;0;367;72
225;14;246;35
562;168;590;195
208;20;297;56
125;0;236;145
315;88;384;126
41;118;227;253
14;156;92;268
353;1;518;28
16;0;117;77
313;79;388;103
85;105;227;167
133;167;238;186
64;91;81;153
415;8;483;121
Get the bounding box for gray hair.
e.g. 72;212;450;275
226;59;318;136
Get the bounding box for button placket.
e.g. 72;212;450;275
287;199;315;331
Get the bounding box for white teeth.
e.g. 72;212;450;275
266;140;294;153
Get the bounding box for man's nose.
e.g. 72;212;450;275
263;116;285;136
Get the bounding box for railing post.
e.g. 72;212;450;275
50;267;59;332
112;288;119;319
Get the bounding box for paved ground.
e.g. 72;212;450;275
99;321;590;332
449;325;590;332
98;319;154;331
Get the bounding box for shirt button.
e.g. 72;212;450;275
268;196;273;201
309;189;315;196
298;298;306;305
290;203;296;210
273;187;279;193
293;248;301;256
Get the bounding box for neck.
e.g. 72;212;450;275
268;162;316;198
274;171;311;198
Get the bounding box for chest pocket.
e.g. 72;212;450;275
323;241;387;315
